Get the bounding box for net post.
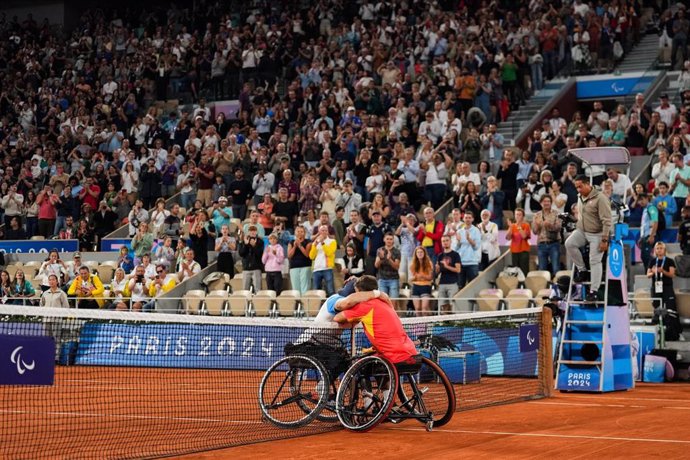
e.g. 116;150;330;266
539;307;554;397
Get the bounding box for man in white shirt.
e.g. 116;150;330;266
177;249;201;282
586;101;609;139
336;180;362;224
252;163;275;205
418;112;442;144
654;94;678;127
480;124;505;162
606;168;632;201
548;108;567;135
440;107;462;139
458;162;481;188
424;152;452;209
126;265;151;311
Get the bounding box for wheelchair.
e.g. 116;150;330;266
335;354;455;432
258;339;456;432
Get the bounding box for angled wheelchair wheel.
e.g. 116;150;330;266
336;355;398;432
313;372;341;423
396;357;456;428
259;355;330;428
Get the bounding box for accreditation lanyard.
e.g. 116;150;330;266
654;257;666;294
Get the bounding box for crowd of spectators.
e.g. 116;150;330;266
0;0;683;312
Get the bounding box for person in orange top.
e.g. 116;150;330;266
456;68;477;119
333;275;418;365
505;207;532;276
257;192;274;233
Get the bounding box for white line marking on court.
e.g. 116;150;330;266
0;409;262;425
563;395;690;403
389;427;690;444
54;384;236;394
529;401;646;408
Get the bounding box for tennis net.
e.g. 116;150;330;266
0;304;551;459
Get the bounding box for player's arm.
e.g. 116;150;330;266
334;290;390;311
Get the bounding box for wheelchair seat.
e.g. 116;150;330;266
394;354;423;375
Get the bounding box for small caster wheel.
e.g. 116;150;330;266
426;420;434;432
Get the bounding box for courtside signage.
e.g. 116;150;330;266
557;365;600;390
0;335;55;385
0;240;78;254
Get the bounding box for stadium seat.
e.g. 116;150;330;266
275;290;300;317
553;270;571;282
301;290;327;317
204;273;231;292
505;289;533;310
30;236;45;241
477;289;503;312
6;264;20;279
23;261;42;279
676;291;690;324
524;271;551;296
100;260;119;270
204;290;229;316
229;274;244;293
178;207;187;219
228;290;251;316
252;290;277;316
633;289;654;319
534;288;553;309
84;261;99;273
96;265;114;284
182;289;206;314
495;273;520;296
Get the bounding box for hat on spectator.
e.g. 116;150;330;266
73;252;81;258
347;106;355;112
219;196;228;202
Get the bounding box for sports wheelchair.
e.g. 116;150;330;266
258;335;456;432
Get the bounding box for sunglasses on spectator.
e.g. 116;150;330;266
157;270;164;274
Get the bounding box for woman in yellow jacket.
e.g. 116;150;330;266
309;224;337;295
67;266;105;309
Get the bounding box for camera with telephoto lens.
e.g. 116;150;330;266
558;212;577;232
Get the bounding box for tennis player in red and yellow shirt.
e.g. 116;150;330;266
333;275;418;364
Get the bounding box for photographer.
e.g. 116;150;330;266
239;225;264;291
125;265;151;312
564;175;612;302
252;162;275;206
375;232;401;304
67;266;105;309
128;199;150;238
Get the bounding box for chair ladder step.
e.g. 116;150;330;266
565;320;605;325
559;360;602;365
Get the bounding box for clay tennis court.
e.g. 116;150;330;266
178;383;690;460
2;365;688;459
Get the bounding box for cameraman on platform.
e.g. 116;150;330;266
564;175;612;301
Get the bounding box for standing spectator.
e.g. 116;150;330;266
647;242;682;341
39;274;69;308
480;176;506;227
652;150;674;186
396;213;419;283
638;193;660;270
564;175;612;302
239;225;264;291
196;155;216;207
262;233;285;294
252;163;275;206
36;185;59;239
410;246;434;316
215;224;237;277
309;225;336;296
139;158;162;210
436;235;462;312
416;207;444;263
671;8;690;70
366;210;392;275
375;233;401;303
655;94;678;127
454;211;482;288
131;222;154;265
497;150;519;212
1;184;24;228
342;244;364;279
653;182;677;229
478;209;501;270
299;174;321;215
540;20;559;80
189;213;210;268
288;226;312;294
423;152;452;209
336;179;362;223
587;101;610;140
532;195;562;277
228;168;252;220
670;153;690;220
506;208;532;277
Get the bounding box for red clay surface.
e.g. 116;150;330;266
177;383;690;460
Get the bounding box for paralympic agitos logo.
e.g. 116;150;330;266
10;346;36;375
